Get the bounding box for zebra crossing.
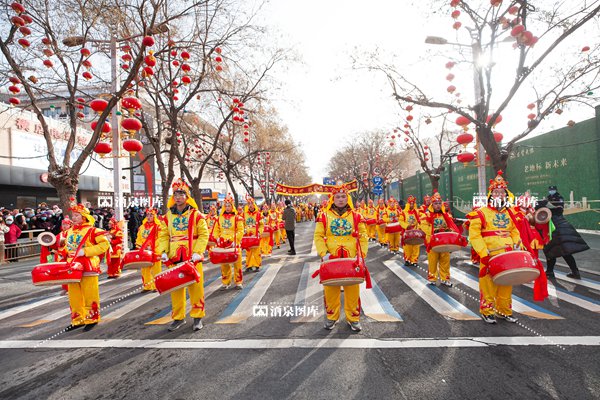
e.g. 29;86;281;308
0;243;599;335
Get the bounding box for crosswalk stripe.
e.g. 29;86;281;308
383;260;479;320
554;271;600;291
0;271;136;323
215;263;283;324
451;268;563;319
102;291;160;321
19;279;142;327
291;263;322;323
525;280;600;313
360;279;403;322
144;275;221;325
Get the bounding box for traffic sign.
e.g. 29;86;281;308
372;176;383;185
373;167;381;176
373;186;384;195
323;177;336;185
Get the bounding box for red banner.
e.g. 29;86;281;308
275;180;358;196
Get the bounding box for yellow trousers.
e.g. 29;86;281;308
245;247;262;269
427;251;450;282
260;236;272;255
141;261;161;291
273;230;281;246
367;225;376;239
323;284;361;323
479;269;513;317
377;226;387;244
68;275;100;325
388;232;401;251
403;244;420;263
170;262;205;320
280;228;287;242
221;254;243;285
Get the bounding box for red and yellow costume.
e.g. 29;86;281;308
267;205;281;248
243;197;264;271
468;171;522;318
421;192;460;284
156;179;209;322
314;184;369;324
259;204;272;255
375;199;388;246
106;217;124;278
385;198;403;252
364;200;377;240
277;203;287;243
400;195;422;265
135;209;164;291
212;195;245;287
205;205;218;252
419;195;431;216
65;202;110;327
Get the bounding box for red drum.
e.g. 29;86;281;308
154;261;201;295
121;249;154;270
261;226;273;238
403;229;426;245
31;261;83;286
207;235;217;247
489;250;540;286
365;218;377;226
430;231;467;253
316;258;366;286
279;222;285;229
209;247;240;264
241;236;260;250
385;222;402;234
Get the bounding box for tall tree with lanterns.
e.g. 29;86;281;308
374;0;600;174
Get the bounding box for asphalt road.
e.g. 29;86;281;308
0;222;598;400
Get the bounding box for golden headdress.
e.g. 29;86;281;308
167;178;198;209
220;193;237;216
69;197;95;226
325;182;354;211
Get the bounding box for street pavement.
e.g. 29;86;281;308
0;222;599;399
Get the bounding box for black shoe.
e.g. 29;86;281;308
545;271;555;279
481;314;497;324
193;318;203;331
289;251;296;255
347;321;362;332
168;319;186;331
324;319;337;330
495;314;518;323
83;323;97;332
65;324;83;332
567;272;581;279
404;262;411;267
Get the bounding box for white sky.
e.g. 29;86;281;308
258;1;598;182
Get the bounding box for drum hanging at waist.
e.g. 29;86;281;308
488;250;540;286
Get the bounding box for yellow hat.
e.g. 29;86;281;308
326;182;354;211
487;170;515;204
69;197;95;226
167;178;198;209
220;193;236;216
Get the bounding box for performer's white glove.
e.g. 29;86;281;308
76;249;85;257
321;253;330;262
191;253;203;263
161;253;169;262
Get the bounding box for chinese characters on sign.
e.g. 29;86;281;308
252;303;319;318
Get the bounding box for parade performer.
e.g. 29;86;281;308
364;199;378;241
213;194;245;289
106;217;124;279
134;208;164;291
205;205;218;252
400;195;422;267
314;183;369;332
419;195;431;216
157;178;209;331
242;197;264;272
268;204;281;249
468;171;522;324
421;191;460;287
385;198;403;254
375;199;388;247
259;204;272;256
278;202;287;244
64;200;110;331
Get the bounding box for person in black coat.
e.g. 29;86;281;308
537;185;589;279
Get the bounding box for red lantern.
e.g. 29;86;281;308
77;112;85;119
11;16;25;27
511;25;525;37
450;0;459;6
582;46;590;52
8;85;20;94
11;2;26;14
142;67;154;77
493;132;503;142
527;103;535;110
121;117;142;132
215;65;223;72
42;48;54;57
453;21;462;30
508;5;519;14
21;14;32;24
486;114;503;125
91;121;111;133
82;60;92;69
17;38;30;48
43;59;53;68
18;26;31;36
457;132;474;147
490;0;502;6
215;56;223;63
123;139;143;155
121;97;142;113
9;76;21;84
181;64;191;73
451;10;460;19
447;85;456;94
406;115;413;122
215;47;222;54
89;99;108;112
144;54;156;67
181;75;192;85
446;73;455;81
406;105;413;112
82;71;92;80
121;64;130;70
527;113;536;120
80;48;91;57
142;36;155;47
455;115;471;128
243;137;249;143
8;97;20;106
94;142;112;156
122;54;132;62
41;37;51;46
456;152;475;165
181;51;190;60
445;61;455;69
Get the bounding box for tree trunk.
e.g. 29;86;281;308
48;168;78;213
428;175;440;192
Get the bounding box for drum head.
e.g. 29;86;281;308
321;277;365;287
492;268;540;286
431;244;462;253
122;261;153;270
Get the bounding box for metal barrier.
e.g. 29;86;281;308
3;230;45;262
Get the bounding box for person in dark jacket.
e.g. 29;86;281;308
282;200;297;255
537;185;589;279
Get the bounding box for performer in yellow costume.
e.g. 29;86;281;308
314;184;369;332
134;208;164;291
205;205;218;252
364;199;377;241
259;204;272;255
400;195;422;267
468;171;522;324
419;195;431;216
105;217;124;279
213;195;245;289
375;199;388;247
157;178;209;332
242;197;264;272
277;202;287;244
385;198;403;254
64;200;110;332
421;192;460;287
268;204;281;248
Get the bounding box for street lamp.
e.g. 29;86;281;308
441;152;458;214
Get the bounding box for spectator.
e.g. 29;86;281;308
4;216;22;262
0;216;9;265
282;199;297;255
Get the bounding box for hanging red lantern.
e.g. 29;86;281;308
121;64;130;70
243;137;249;143
142;36;155;47
445;61;455;69
8;85;20;94
94;142;112;156
451;10;460;19
123;139;143;155
447;85;456;94
181;76;192;85
527;113;536;120
453;21;462;30
493;132;503;142
21;14;32;24
450;0;459;6
121;97;142;113
91;121;111;133
446;73;455;81
121;117;142;133
8;97;20;106
17;38;30;48
215;47;222;54
456;132;474;147
41;37;51;46
82;71;92;80
455;115;471;129
406;115;413;122
490;0;502;6
172;60;180;67
511;25;525;37
121;54;132;62
215;65;223;72
76;112;85;119
11;2;26;13
457;152;475;165
89;98;108;112
406;105;413;112
508;5;519;14
144;53;156;67
42;48;54;57
527;103;535;110
142;67;154;77
43;59;53;68
181;64;191;73
582;46;590;52
80;48;91;57
215;56;223;63
181;51;190;60
486;114;503;125
82;60;92;69
11;16;25;27
18;26;31;36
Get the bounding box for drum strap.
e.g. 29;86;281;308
139;225;156;252
69;228;93;267
352;211;372;289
